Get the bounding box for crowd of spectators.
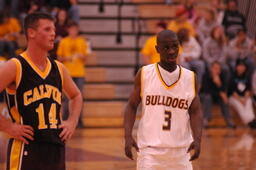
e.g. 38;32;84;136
141;0;256;128
0;0;82;60
0;0;255;129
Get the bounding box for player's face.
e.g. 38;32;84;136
156;37;179;64
31;19;56;51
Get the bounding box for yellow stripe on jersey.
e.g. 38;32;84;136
10;140;23;170
9;107;23;170
13;58;22;89
10;106;21;123
155;63;182;89
55;60;64;88
6;88;16;95
6;58;22;94
21;52;52;79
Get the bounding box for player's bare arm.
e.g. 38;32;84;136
0;60;34;144
59;64;83;142
0;60;16;92
187;75;203;161
124;69;142;160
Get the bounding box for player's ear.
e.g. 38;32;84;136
27;28;36;39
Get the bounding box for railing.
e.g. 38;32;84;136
134;15;143;74
93;0;176;73
116;0;124;43
99;0;104;12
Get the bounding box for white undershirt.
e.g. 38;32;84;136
158;64;180;86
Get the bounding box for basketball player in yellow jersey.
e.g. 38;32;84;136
124;30;203;170
0;13;82;170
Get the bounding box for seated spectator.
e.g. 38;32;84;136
250;37;256;65
47;0;79;24
203;26;227;65
49;8;70;59
211;0;225;25
222;0;246;39
177;28;204;85
227;29;254;75
197;8;218;44
68;0;80;24
57;21;90;128
0;0;19;17
55;9;69;40
19;0;42;21
203;26;230;83
200;61;235;128
228;59;256;128
183;0;197;23
0;11;21;58
140;21;166;64
252;70;256;104
168;6;196;37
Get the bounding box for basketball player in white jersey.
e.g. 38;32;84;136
124;30;203;170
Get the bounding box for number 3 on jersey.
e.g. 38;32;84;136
163;111;172;130
36;103;58;129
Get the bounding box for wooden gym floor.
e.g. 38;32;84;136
1;127;256;170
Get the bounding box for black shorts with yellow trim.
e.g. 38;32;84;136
7;139;65;170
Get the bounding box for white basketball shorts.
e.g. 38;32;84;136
137;147;192;170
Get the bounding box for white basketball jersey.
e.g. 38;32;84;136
138;63;196;148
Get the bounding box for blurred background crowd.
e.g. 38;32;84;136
0;0;255;129
141;0;256;129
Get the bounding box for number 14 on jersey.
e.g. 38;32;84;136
36;103;58;129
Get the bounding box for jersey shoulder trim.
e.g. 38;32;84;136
6;58;22;94
54;60;64;87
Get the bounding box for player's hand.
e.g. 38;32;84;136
125;136;139;160
187;140;201;161
59;120;77;142
6;123;34;144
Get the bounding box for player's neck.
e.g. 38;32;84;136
26;45;48;70
158;62;177;73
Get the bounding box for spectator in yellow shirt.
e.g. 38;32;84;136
57;21;91;128
168;6;196;37
0;11;21;58
140;21;167;64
